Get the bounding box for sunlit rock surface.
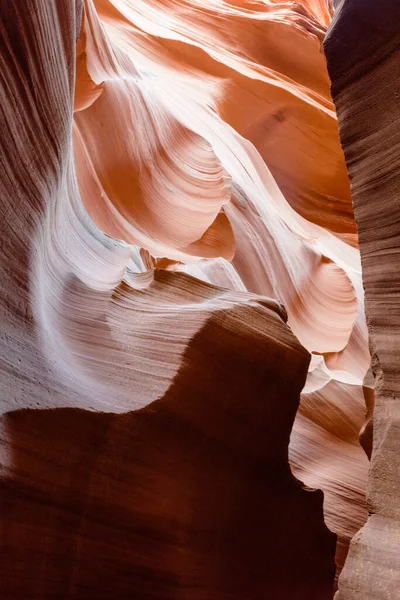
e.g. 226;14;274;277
0;0;376;597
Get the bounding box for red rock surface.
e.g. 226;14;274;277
0;0;380;597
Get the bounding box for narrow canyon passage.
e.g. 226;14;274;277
1;0;398;598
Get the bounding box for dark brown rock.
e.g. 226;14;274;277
324;0;400;596
1;313;336;599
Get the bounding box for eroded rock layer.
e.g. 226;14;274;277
2;313;339;599
0;0;374;597
325;0;400;596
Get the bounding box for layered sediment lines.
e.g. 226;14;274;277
325;0;400;596
0;0;373;597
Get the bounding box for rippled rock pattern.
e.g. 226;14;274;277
0;0;380;598
325;0;400;597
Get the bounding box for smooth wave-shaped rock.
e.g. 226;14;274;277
0;0;378;597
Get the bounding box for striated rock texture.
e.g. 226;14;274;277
0;0;375;597
2;316;338;599
325;0;400;597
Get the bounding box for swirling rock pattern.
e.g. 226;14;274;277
325;0;400;596
0;0;375;597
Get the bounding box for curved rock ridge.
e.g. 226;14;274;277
74;0;370;386
0;0;372;597
72;1;370;574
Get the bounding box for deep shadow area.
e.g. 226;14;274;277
1;309;336;599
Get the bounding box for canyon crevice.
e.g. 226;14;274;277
325;0;400;596
1;0;398;598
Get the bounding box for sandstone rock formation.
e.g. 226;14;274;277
325;0;400;596
0;0;379;597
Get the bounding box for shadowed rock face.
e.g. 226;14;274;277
1;315;336;600
325;0;400;597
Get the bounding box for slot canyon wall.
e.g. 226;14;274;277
0;0;397;598
324;0;400;597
